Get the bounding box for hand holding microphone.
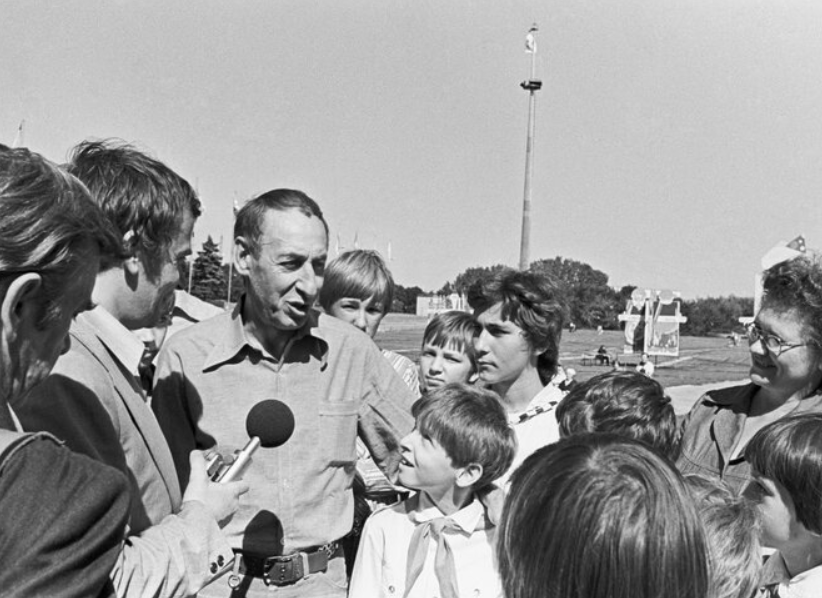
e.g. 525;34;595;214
184;399;295;527
210;399;295;482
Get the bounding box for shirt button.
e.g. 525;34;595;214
217;555;225;566
210;563;218;574
388;586;395;594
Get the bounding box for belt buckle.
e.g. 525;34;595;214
263;552;308;587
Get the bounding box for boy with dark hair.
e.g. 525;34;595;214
349;384;516;597
555;370;680;462
419;311;480;393
745;413;822;597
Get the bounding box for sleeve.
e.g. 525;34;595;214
15;352;130;474
111;501;234;598
358;347;416;481
151;343;201;490
348;511;389;598
0;438;130;598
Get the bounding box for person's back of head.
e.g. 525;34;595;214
412;384;517;491
683;474;761;598
319;249;394;315
0;145;119;327
498;434;710;598
469;268;566;385
67;139;201;276
555;370;679;461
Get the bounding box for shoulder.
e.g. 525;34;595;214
364;500;411;532
314;312;374;347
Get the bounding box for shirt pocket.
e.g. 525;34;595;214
318;400;359;467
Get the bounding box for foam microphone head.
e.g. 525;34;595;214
246;399;295;448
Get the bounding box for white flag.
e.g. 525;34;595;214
525;26;537;54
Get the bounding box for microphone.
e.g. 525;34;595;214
216;399;295;483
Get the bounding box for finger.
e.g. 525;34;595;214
189;450;206;478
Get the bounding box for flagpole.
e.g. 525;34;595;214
518;24;542;271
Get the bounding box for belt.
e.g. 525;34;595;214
233;542;341;587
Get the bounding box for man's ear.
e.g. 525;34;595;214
234;237;252;276
1;273;44;340
455;463;483;489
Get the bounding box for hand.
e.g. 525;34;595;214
183;450;250;528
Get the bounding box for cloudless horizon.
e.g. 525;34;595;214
4;1;822;298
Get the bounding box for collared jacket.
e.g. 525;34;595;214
677;383;822;493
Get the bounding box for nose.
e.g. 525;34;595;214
429;354;444;374
748;336;768;356
296;263;320;300
475;330;489;355
353;308;368;332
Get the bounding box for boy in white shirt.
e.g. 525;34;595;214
349;384;516;598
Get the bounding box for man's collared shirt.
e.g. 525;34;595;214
152;301;416;555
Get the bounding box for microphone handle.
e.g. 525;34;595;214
217;437;261;483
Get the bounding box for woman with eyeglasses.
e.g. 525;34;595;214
677;254;822;492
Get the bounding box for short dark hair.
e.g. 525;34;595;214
0;146;120;326
319;250;393;314
498;434;710;598
745;412;822;534
556;370;679;461
761;254;822;351
683;474;761;598
234;189;328;258
470;268;565;384
66;139;201;277
422;311;480;368
412;384;516;490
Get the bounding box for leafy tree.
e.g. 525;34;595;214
392;284;426;313
680;295;753;336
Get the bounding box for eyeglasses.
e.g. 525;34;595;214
744;322;808;356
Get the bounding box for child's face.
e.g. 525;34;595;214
745;472;800;549
419;341;475;391
398;427;459;495
475;302;536;387
327;295;385;338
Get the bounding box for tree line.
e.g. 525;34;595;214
184;238;753;337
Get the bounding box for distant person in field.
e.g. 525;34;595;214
636;352;655;377
556;370;680;462
678;253;822;493
418;311;480;394
470;268;565;486
320;249;418;391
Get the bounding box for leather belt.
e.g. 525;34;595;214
234;542;341;587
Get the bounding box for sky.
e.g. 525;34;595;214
4;0;822;298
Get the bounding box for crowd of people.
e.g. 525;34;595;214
2;140;822;598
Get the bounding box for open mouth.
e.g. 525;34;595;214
399;455;413;468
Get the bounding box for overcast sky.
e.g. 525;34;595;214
4;0;822;298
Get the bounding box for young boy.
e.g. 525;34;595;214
745;413;822;597
555;370;680;462
419;311;480;393
349;384;517;598
683;474;761;598
319;249;418;391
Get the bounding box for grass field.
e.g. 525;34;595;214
376;313;752;413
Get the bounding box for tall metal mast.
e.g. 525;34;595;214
518;25;542;271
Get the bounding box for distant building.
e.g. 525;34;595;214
416;293;469;318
